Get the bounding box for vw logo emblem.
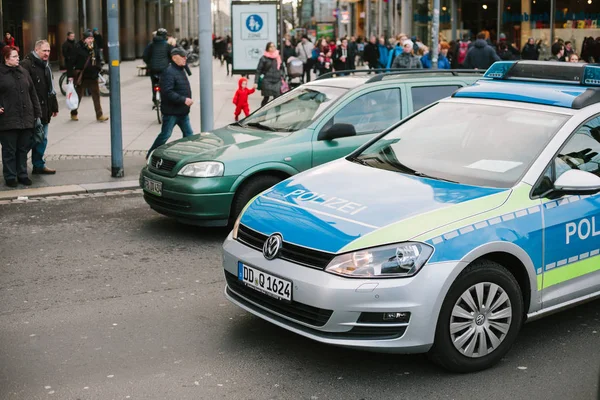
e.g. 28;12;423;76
263;233;282;260
475;314;486;326
155;158;164;169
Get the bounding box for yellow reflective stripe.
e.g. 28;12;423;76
543;255;600;289
537;275;543;291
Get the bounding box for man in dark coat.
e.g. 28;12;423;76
147;48;194;158
463;32;500;70
143;28;173;102
21;40;59;174
62;31;76;71
68;30;108;121
521;38;540;60
0;46;42;187
363;35;380;72
333;38;354;74
93;28;105;61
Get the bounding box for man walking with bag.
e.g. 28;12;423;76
21;40;58;175
146;48;194;158
68;29;108;122
295;35;314;83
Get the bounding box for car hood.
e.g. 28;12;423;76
154;124;292;162
239;159;512;254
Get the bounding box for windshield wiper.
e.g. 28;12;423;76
244;122;277;131
413;171;458;184
347;155;369;166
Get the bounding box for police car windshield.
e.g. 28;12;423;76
354;102;570;188
241;86;347;132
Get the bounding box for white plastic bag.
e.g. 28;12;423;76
65;81;79;110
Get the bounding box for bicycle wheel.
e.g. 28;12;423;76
189;53;199;67
156;100;162;124
59;72;68;96
98;71;110;97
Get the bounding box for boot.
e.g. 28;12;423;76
97;115;109;122
71;114;79;121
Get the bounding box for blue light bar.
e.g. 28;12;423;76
583;65;600;86
483;61;516;79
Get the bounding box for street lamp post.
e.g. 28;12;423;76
106;0;124;177
432;0;440;68
199;0;214;132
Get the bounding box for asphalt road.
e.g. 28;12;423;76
0;193;599;400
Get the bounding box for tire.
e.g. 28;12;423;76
428;260;524;373
59;72;68;96
231;175;282;222
156;102;162;124
98;71;110;97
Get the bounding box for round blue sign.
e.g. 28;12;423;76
246;14;263;32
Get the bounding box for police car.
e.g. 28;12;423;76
223;61;600;372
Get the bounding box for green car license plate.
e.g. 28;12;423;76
144;177;162;196
238;262;292;302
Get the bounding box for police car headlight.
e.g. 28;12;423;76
325;242;434;278
178;161;224;177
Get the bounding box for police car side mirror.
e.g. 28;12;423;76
318;123;357;141
554;170;600;195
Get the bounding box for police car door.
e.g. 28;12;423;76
311;87;403;167
541;114;600;308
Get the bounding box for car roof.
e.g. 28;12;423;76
453;61;600;110
306;70;484;90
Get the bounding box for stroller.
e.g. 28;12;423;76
285;56;304;89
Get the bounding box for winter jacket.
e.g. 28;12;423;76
0;64;41;132
143;36;173;74
521;43;540;60
255;56;282;98
283;46;296;63
21;53;59;124
378;43;390;68
62;39;76;71
69;40;102;80
160;62;192;116
363;42;380;67
386;45;404;69
420;53;451;69
391;52;423;69
296;41;315;63
232;78;256;107
463;39;500;70
333;46;355;71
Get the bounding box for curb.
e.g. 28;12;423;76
0;180;140;201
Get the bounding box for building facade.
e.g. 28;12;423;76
0;0;231;64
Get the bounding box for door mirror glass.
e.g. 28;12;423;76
554;169;600;194
318;123;357;141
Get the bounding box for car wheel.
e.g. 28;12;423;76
428;260;524;373
231;175;282;222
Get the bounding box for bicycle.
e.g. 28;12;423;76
152;75;161;124
59;68;110;97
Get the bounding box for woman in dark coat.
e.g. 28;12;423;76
255;42;282;107
0;46;42;187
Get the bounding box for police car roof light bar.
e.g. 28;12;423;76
484;61;600;87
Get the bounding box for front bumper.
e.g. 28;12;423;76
140;166;236;226
223;235;465;354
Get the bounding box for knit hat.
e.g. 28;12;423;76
83;29;93;38
402;40;414;51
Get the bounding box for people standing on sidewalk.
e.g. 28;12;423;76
0;46;42;187
390;40;423;69
147;48;194;158
333;38;354;74
68;30;108;122
62;31;77;70
21;40;59;175
463;32;500;70
255;42;282;107
296;35;314;83
4;32;18;53
143;28;173;103
93;28;105;62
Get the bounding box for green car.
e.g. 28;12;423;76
140;71;483;226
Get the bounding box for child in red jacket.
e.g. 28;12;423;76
232;77;256;121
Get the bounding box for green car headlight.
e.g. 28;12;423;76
178;161;224;178
325;242;434;278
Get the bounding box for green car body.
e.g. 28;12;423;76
140;72;483;226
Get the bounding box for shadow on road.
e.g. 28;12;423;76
140;214;231;242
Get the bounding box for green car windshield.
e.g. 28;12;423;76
240;86;348;132
352;102;570;188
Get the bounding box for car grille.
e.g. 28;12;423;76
225;271;333;327
150;156;177;173
237;224;335;270
144;193;191;210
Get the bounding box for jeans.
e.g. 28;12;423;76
32;123;49;169
147;114;194;157
0;129;33;181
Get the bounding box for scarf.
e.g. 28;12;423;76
31;51;56;96
263;50;281;70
